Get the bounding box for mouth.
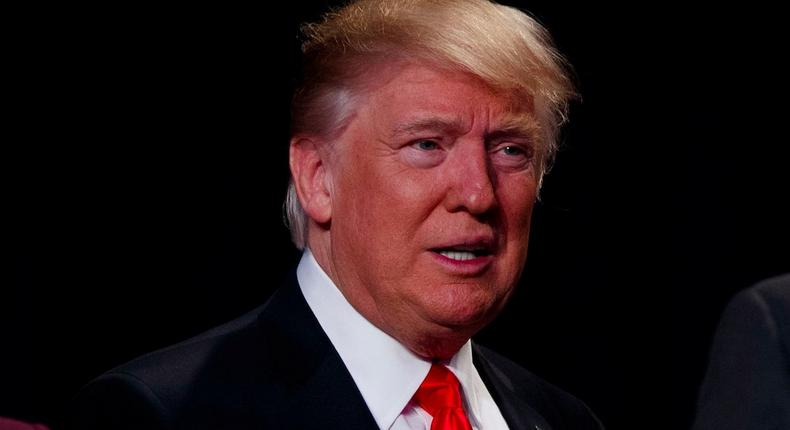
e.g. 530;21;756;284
428;238;496;274
432;247;493;261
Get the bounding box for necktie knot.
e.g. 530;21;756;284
413;363;473;430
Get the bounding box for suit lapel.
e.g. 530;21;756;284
473;344;552;430
254;272;378;429
254;273;558;429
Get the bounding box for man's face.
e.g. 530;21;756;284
322;63;539;356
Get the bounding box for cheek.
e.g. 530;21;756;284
498;179;537;261
370;167;443;230
333;164;426;258
500;178;537;224
392;174;444;214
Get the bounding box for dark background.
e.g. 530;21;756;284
7;1;788;429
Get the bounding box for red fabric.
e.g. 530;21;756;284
412;363;473;430
0;417;49;430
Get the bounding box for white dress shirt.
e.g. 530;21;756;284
297;250;510;430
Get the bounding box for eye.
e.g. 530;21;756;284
495;144;532;159
491;143;534;171
414;140;440;151
501;145;525;156
402;139;445;168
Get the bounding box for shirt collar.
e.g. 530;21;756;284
447;341;484;429
297;249;483;429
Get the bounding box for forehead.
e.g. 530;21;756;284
358;62;534;133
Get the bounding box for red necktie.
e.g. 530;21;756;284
413;363;473;430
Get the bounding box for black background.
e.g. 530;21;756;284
6;1;789;429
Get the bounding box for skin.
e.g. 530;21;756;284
291;62;540;359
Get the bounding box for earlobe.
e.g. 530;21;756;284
289;136;333;224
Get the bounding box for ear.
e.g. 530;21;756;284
289;135;333;225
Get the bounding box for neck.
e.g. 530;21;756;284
305;235;472;361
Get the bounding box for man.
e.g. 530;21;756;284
73;0;602;428
692;273;790;430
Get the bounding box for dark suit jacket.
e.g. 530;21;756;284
72;271;603;430
692;274;790;430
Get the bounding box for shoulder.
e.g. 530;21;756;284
717;273;790;342
692;274;790;430
72;273;345;430
473;343;604;429
72;371;170;430
734;273;790;316
72;302;270;429
121;303;265;396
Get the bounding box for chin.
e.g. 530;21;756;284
410;331;472;361
424;306;497;351
426;285;504;328
429;306;490;329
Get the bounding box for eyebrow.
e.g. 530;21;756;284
488;114;540;142
390;117;466;138
390;113;540;142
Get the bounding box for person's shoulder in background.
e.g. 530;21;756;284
693;273;790;430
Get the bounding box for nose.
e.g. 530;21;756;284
443;141;497;216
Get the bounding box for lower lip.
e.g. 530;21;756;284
429;252;494;275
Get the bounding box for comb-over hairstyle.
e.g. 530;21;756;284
286;0;577;249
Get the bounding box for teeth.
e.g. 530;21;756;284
439;251;477;261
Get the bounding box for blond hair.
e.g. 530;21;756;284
285;0;577;249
